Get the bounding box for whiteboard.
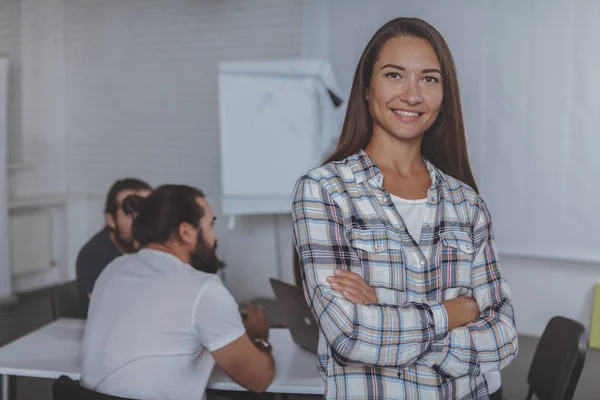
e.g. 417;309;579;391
218;59;344;215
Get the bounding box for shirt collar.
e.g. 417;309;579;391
137;248;189;271
350;149;442;192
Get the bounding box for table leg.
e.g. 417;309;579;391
1;375;8;400
1;375;16;400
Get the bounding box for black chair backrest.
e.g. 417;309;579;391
52;376;137;400
51;281;86;320
526;316;588;400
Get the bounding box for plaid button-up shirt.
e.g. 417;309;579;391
292;150;518;399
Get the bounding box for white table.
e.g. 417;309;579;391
0;319;324;400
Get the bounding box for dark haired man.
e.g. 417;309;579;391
81;185;274;400
76;178;152;314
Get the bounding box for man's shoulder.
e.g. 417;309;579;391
188;272;227;292
78;228;111;253
162;267;228;297
76;229;118;267
190;274;235;304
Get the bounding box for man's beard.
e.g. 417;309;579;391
190;236;223;274
113;225;136;254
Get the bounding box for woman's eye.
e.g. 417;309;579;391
423;76;439;83
385;72;401;79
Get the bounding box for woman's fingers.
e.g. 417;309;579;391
341;290;365;304
328;269;378;304
327;278;371;304
328;274;371;292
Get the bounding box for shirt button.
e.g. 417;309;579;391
397;371;402;378
419;260;425;266
465;244;472;251
374;243;381;251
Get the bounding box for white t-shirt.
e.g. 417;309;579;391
389;194;502;394
390;194;427;244
81;249;245;400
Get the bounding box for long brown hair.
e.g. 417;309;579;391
325;18;478;193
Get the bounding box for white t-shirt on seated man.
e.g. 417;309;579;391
81;185;275;400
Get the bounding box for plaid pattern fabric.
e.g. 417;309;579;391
292;150;518;399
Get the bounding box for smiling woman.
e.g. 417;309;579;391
292;18;517;400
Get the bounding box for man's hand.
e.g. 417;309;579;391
441;297;480;330
242;302;269;340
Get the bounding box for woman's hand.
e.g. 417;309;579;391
441;297;480;330
327;269;378;305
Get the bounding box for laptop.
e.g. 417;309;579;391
269;278;319;354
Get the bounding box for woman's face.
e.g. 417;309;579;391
367;36;443;143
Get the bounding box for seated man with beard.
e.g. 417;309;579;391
81;185;274;400
76;178;152;315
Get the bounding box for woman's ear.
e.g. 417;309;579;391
365;84;372;101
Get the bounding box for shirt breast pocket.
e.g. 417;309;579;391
438;230;475;292
349;228;405;304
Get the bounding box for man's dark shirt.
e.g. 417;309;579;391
76;227;122;315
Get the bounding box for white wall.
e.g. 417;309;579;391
316;0;600;336
0;0;24;176
502;255;600;336
8;0;66;199
61;0;306;301
0;0;70;295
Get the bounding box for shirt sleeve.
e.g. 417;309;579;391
417;197;519;378
292;175;448;368
192;278;246;352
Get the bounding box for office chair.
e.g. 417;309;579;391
525;316;587;400
50;281;86;320
52;375;138;400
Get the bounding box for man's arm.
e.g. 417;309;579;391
292;176;448;368
211;334;274;393
418;198;519;378
194;281;274;393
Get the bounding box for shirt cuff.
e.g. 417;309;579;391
417;335;448;370
425;300;448;341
